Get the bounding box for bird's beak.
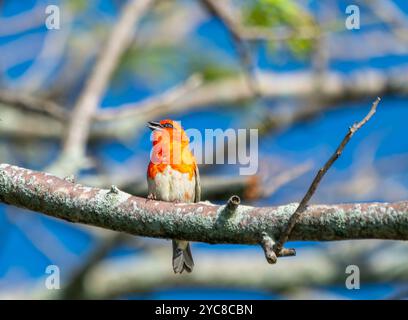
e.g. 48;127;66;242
147;121;163;131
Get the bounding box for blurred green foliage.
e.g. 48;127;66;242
245;0;302;27
118;44;239;85
115;0;318;86
195;62;239;82
243;0;317;58
66;0;88;13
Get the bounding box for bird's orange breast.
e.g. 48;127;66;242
148;146;196;180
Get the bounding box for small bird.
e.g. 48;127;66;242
147;119;200;273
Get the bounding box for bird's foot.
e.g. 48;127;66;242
146;193;156;202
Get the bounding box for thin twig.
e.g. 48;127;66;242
274;97;381;254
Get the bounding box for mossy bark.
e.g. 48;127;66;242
0;164;407;244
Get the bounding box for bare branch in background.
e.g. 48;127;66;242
95;73;203;122
201;0;260;95
81;161;311;202
0;5;46;37
258;162;313;199
0;91;68;121
58;233;126;299
80;66;408;141
3;241;408;299
4;208;79;267
0;67;406;142
14;16;72;93
47;0;154;176
362;0;408;43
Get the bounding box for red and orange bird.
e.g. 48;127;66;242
147;119;200;274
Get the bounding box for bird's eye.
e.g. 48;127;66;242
162;123;173;129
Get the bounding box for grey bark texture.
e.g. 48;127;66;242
0;164;407;244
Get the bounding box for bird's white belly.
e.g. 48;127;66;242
148;165;196;203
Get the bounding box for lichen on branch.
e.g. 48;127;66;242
0;164;407;246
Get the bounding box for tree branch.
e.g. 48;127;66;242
362;0;408;43
89;67;408;140
0;164;407;247
1;67;406;142
0;90;68;121
0;4;46;37
94;73;203;122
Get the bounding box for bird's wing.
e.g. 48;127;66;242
194;164;201;203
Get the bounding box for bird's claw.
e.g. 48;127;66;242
146;193;156;202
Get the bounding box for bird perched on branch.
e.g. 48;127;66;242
147;119;200;273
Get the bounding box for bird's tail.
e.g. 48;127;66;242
172;240;194;274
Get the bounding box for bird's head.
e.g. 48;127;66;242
148;119;190;146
